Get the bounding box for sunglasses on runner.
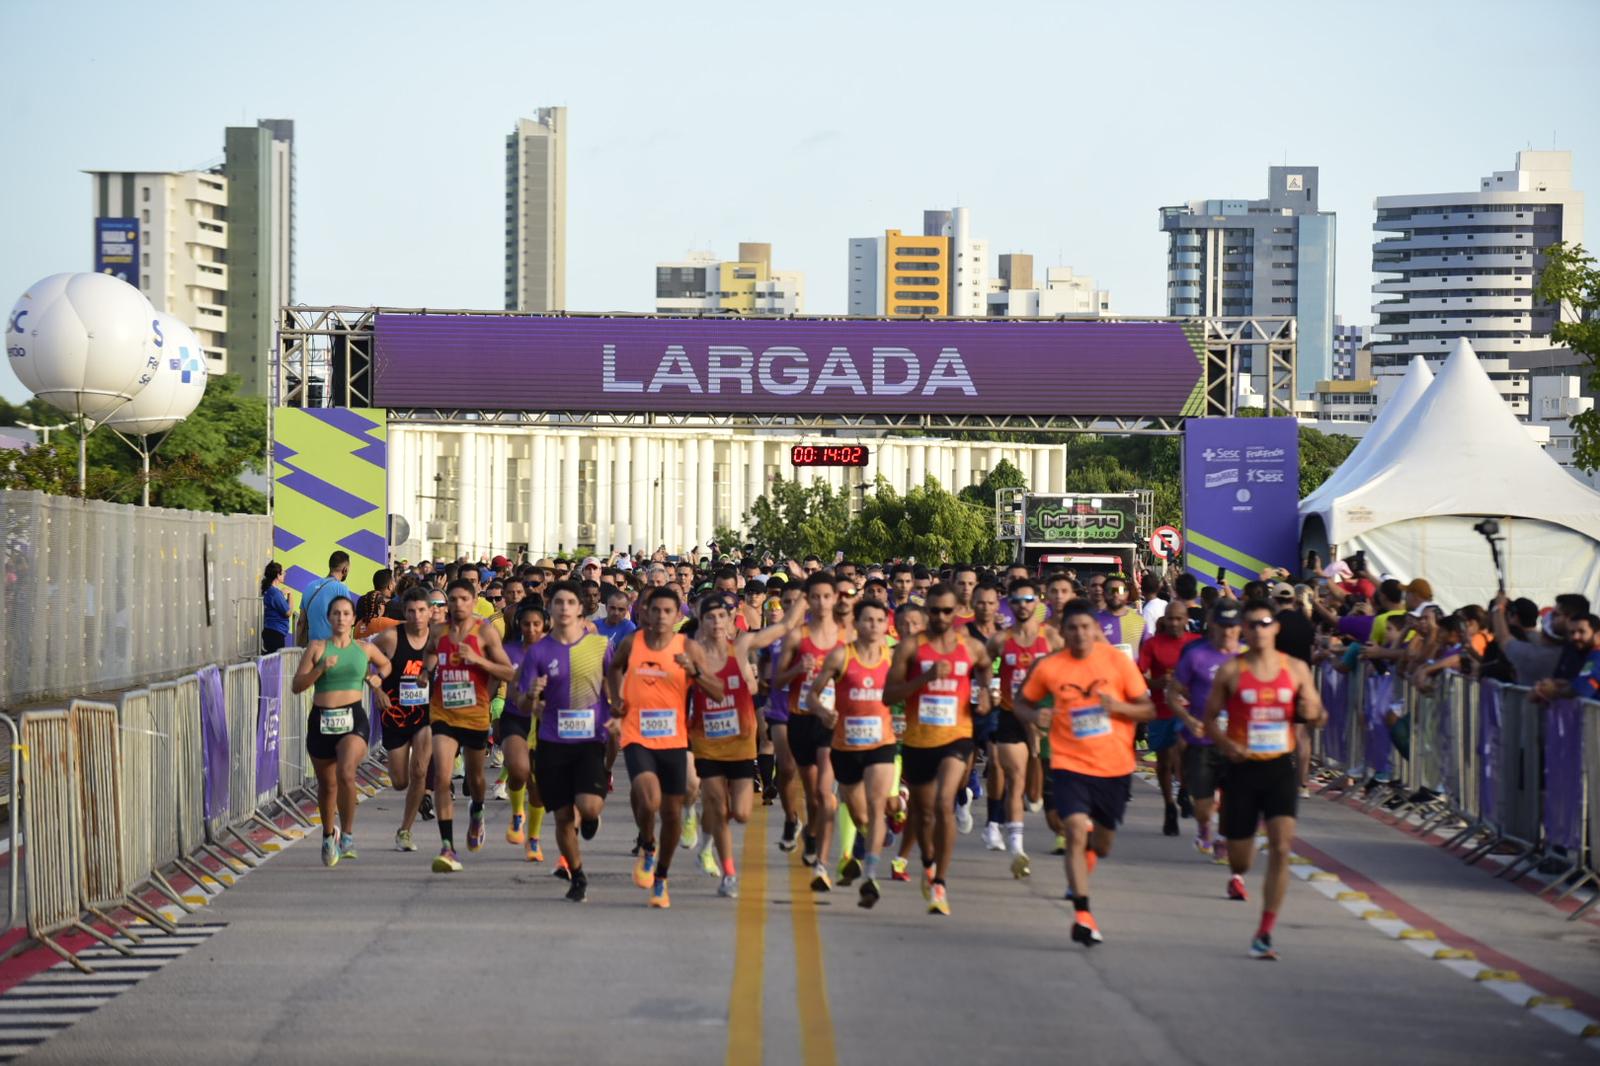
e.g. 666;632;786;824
1009;595;1037;605
929;606;956;615
1247;618;1277;629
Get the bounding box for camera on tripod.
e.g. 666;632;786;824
1473;518;1500;538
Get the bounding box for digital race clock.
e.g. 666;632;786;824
790;444;870;467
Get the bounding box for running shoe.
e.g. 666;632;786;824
321;835;339;868
648;879;671;909
1299;787;1312;799
506;812;527;846
526;838;544;863
681;806;699;850
1010;852;1031;880
801;831;818;868
858;878;881;909
968;770;984;801
432;846;463;873
1249;933;1278;960
1212;839;1229;864
1024;797;1044;814
492;780;509;801
838;855;862;886
633;850;657;890
891;857;911;882
1163;804;1180;837
566;874;588;903
810;862;833;892
717;874;739;899
395;828;416;852
1051;834;1067;855
888;806;907;834
927;883;950;916
1176;789;1193;819
466;810;486;852
418;794;435;821
607;771;615;794
955;798;974;835
778;820;799;853
580;816;601;841
338;833;358;860
920;867;934;901
1071;911;1103;947
553;855;571;881
698;845;718;876
982;823;1005;851
1227;874;1248;901
1194;834;1212;856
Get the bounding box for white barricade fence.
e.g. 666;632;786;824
19;711;81;962
0;712;17;931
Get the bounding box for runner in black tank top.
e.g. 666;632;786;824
368;587;439;852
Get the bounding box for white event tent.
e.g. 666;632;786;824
1299;339;1600;608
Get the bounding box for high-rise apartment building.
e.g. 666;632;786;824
224;119;295;397
1371;151;1584;420
655;242;804;315
1160;166;1337;395
505;107;567;313
848;207;991;317
86;168;230;372
1332;317;1368;380
987;255;1111;316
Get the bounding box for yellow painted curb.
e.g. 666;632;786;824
1336;890;1369;902
181;895;208;906
1581;1023;1600;1038
1474;969;1522;982
261;843;282;852
1434;948;1476;960
1526;995;1572;1009
1361;909;1398;921
1308;872;1339;882
1398;928;1437;941
1288;856;1312;866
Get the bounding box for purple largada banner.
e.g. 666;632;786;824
1320;670;1349;766
256;657;282;795
1364;671;1394;777
372;315;1207;417
197;665;230;821
1542;698;1583;851
1478;681;1503;824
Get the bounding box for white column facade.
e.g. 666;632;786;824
560;434;580;554
698;438;715;543
611;436;631;552
1032;449;1051;497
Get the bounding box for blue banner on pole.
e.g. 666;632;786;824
94;217;139;284
1182;417;1299;594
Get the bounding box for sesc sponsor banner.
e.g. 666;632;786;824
1023;494;1138;545
372;314;1206;416
1182;417;1298;593
94;217;139;284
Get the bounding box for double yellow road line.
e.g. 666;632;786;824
725;805;838;1066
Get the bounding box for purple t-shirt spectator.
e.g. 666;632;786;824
519;633;612;744
1337;614;1376;644
1174;640;1240;745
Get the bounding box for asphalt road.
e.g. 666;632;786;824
20;766;1600;1066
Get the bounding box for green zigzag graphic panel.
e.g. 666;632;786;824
272;408;388;595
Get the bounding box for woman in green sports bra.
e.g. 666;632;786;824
292;595;393;868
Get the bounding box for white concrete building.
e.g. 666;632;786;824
85;168;229;372
387;426;1068;560
1530;374;1597;487
1371;150;1585;420
987;265;1111;317
505;107;567;312
654;243;804;315
948;207;989;317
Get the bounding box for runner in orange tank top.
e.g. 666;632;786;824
772;573;844;874
606;586;723;909
884;584;993;916
1203;599;1324;960
808;597;896;907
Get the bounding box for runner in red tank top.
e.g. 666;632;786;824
773;573;844;876
1203;599;1325;960
985;577;1060;879
808;598;896;907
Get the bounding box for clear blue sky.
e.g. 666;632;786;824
3;0;1597;402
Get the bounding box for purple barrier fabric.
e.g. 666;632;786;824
1364;672;1394;776
1542;698;1584;852
256;657;282;795
1478;681;1503;825
197;665;230;821
1321;670;1349;766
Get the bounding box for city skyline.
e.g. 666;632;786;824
3;0;1597;404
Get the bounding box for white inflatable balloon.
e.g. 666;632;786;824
6;272;155;421
102;311;208;436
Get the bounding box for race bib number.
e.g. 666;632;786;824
919;694;958;728
1114;643;1134;661
398;679;429;707
702;708;740;740
844;716;883;746
1248;721;1290;755
640;708;678;740
891;708;907;738
1216;710;1229;734
319;706;353;736
1070;706;1111;740
557;708;595;740
811;682;836;714
441;678;476;710
1010;672;1024;699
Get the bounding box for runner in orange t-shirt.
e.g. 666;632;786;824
1015;599;1154;948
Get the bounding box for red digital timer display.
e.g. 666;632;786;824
790;444;870;467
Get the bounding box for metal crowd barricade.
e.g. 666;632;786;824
143;681;193;909
115;688;189;914
277;647;318;818
19;710;100;971
69;701;176;938
171;674;229;890
254;650;311;831
1567;700;1600;919
218;662;271;860
0;712;18;931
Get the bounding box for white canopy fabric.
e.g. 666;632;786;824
1298;355;1433;520
1299;338;1600;605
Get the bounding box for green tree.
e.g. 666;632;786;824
743;474;851;560
845;476;1001;564
957;457;1028;511
1296;424;1360;498
1534;242;1600;471
0;374;266;512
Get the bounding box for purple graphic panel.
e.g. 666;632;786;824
1542;698;1583;851
197;665;230;821
256;657;282;795
1478;681;1502;824
372;315;1205;416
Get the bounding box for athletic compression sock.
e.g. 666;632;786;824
1258;910;1278;937
987;797;1004;827
439;819;454;847
469;799;484;820
722;856;736;877
758;753;776;793
1005;821;1025;855
508;786;527;819
1073;895;1091;913
863;853;879;882
836;805;858;865
528;805;546;839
